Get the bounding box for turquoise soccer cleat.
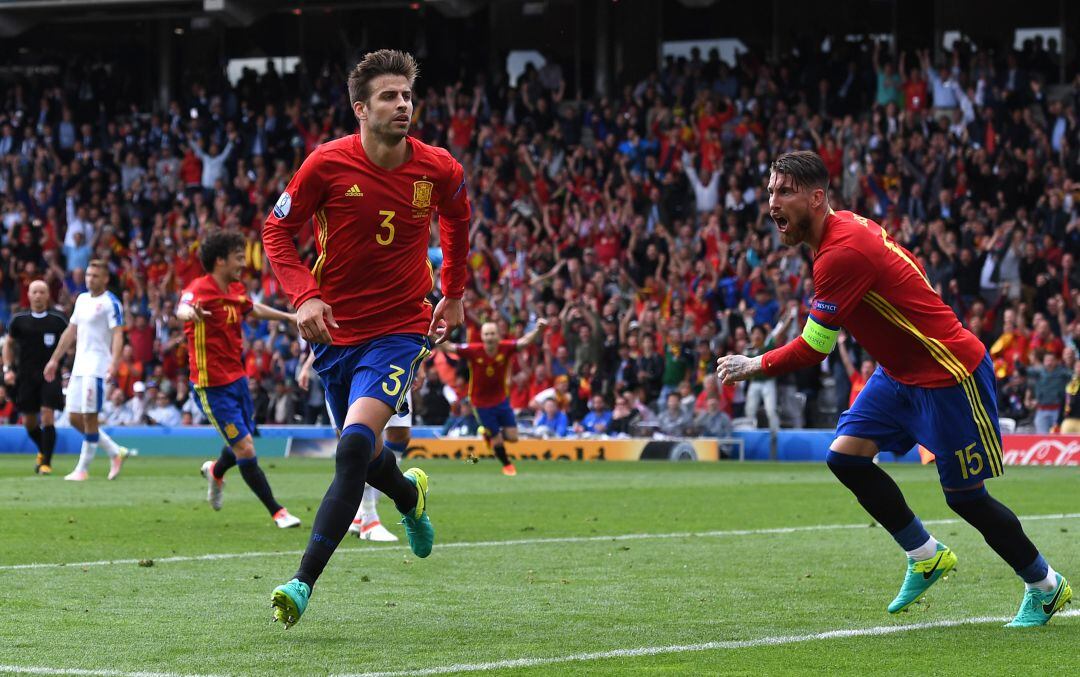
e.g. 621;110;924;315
400;468;434;558
887;543;957;613
1005;574;1072;627
270;578;311;629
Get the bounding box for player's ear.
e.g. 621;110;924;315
352;100;367;122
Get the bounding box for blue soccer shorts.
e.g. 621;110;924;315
192;376;256;446
313;333;431;431
835;352;1004;489
473;399;518;436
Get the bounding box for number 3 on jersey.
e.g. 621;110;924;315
382;364;405;396
377;210;395;245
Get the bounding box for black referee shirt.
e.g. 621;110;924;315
7;310;68;374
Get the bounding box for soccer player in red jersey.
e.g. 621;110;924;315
263;50;469;627
718;151;1070;627
439;319;547;475
177;230;301;528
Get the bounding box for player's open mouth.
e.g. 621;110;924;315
773;215;788;231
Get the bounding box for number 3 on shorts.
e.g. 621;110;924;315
382;364;405;396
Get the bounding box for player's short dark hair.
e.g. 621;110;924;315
200;230;245;272
86;259;109;275
348;49;419;106
771;151;829;194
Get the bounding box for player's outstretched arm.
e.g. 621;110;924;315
176;302;211;323
251;301;297;325
43;323;77;382
297;350;316;391
516;317;549;349
716;353;764;385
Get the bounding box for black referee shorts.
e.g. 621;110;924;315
16;370;65;414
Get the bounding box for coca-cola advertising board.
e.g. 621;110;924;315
1001;435;1080;466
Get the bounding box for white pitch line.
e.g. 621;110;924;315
337;609;1080;677
0;667;224;677
3;512;1078;572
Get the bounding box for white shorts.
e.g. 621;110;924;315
325;390;412;429
66;375;105;414
387;391;413;428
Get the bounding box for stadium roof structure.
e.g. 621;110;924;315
0;0;494;36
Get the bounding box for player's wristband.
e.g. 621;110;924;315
801;316;839;354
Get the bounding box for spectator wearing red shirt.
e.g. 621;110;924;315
837;332;876;408
127;314;156;366
245;338;274;383
901;51;928;111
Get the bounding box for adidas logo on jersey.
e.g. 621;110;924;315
345;184;364;197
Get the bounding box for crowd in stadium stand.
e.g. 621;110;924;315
1;35;1080;439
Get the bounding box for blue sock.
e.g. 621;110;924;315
1016;554;1050;585
383;439;407;455
85;432;100;443
892;517;932;552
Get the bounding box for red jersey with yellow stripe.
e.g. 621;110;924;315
262;134;470;346
456;340;516;408
181;275;252;388
796;210;984;388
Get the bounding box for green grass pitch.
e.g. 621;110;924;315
1;455;1077;675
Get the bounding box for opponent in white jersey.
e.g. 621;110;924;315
45;260;134;480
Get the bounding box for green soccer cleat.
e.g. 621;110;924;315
400;467;434;558
270;578;311;629
1006;574;1072;628
887;543;957;613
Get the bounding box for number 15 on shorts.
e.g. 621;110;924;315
954;442;984;480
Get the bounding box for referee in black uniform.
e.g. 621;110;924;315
3;280;68;474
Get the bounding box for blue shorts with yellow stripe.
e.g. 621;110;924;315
836;352;1004;489
192;376;256;447
313;333;431;431
474;399;517;436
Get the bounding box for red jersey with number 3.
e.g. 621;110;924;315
180;275;253;388
456;340;517;408
263;134;470;345
778;210;984;388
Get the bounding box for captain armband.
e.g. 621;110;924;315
801;316;839;354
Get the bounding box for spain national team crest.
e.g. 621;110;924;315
224;423;239;439
412;180;433;208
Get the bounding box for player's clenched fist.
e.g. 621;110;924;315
428;296;464;345
296;298;338;344
716;353;761;385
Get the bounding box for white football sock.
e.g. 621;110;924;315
1027;565;1059;593
97;430;121;458
75;440;99;473
359;485;381;523
905;535;939;562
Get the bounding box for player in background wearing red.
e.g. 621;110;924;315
438;319;548;475
178;230;301;528
717;151;1070;627
263;50;469;627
